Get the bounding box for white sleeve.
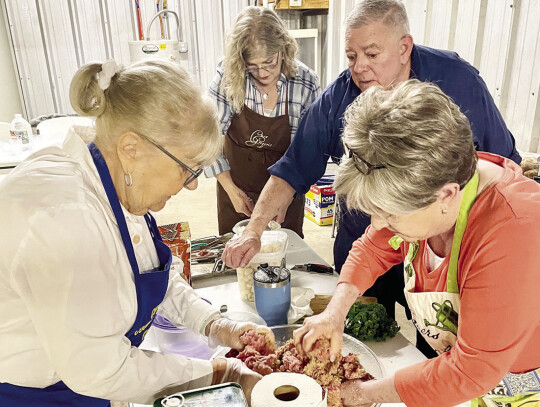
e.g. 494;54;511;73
10;204;213;404
158;267;221;336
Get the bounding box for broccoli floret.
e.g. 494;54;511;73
344;303;400;342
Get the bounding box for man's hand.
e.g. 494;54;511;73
272;201;289;223
222;229;262;268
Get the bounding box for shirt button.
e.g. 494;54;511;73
132;235;141;244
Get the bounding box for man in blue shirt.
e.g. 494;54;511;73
223;0;520;356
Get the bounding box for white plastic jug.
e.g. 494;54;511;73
9;114;32;153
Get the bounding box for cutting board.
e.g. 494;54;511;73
310;294;377;315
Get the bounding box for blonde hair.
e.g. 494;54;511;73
334;79;477;218
222;6;298;112
345;0;410;36
69;59;221;165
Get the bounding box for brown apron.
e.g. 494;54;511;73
217;92;304;237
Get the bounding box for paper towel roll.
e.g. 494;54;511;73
251;372;327;407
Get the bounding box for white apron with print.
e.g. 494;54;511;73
391;173;540;406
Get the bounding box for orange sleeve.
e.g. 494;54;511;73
339;225;404;293
395;217;540;406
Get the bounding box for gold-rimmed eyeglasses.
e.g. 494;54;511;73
138;133;203;187
343;142;387;175
245;52;281;75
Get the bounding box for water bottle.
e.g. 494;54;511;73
9;114;32;153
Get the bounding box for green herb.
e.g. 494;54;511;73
344;302;400;342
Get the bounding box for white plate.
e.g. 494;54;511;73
214;324;384;406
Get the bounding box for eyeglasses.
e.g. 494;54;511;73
343;142;387;175
138;133;203;187
245;52;281;75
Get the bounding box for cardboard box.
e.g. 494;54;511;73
304;184;335;226
158;222;191;285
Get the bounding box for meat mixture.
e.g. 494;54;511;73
226;330;374;407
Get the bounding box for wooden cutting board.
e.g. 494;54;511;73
310;294;377;315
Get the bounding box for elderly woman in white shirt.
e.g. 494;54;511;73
0;60;268;407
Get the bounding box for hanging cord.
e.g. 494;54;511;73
135;0;144;40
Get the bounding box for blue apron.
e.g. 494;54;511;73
0;142;171;406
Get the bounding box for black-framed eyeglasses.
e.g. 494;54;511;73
343;142;387;175
245;52;281;75
138;133;203;187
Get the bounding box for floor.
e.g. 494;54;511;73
153;174;417;345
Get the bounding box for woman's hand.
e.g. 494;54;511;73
341;376;402;406
293;311;344;363
216;171;254;216
207;318;275;350
293;283;361;361
228;186;255;217
341;380;372;406
211;358;262;405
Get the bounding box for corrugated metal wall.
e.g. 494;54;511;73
325;0;540;153
2;0;250;120
3;0;540;152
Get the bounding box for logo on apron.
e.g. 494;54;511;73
424;300;458;335
245;130;272;148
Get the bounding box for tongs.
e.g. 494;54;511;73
192;232;234;250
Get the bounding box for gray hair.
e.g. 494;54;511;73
345;0;410;35
222;6;298;112
69;59;221;166
334;79;477;218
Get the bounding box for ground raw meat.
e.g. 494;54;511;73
228;331;374;407
227;329;278;375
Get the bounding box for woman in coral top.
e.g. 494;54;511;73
294;80;540;407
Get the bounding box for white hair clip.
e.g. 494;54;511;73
97;60;123;90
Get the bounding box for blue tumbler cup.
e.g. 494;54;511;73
253;264;291;326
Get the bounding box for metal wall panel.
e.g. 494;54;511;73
478;0;515;105
194;1;225;89
3;0;540;152
324;0;540;152
423;0;458;49
3;0;249;119
452;0;484;65
5;0;55;118
325;0;356;85
402;0;428;44
502;0;540;152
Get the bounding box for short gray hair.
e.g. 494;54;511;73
345;0;410;35
69;59;221;166
334;79;477;218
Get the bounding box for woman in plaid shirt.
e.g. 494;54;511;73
205;6;321;237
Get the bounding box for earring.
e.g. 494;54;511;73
441;208;448;214
124;172;133;187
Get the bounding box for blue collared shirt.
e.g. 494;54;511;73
269;44;521;195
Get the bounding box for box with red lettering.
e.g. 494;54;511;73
304;184;335;226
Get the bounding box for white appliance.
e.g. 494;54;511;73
128;10;188;67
